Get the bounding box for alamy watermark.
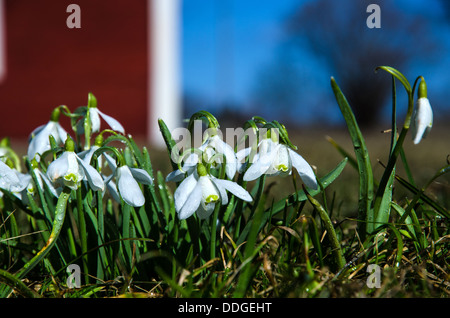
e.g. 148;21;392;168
366;4;381;29
366;264;381;288
66;264;81;289
66;4;81;29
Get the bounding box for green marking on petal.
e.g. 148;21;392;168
205;194;219;204
276;164;289;172
64;173;78;182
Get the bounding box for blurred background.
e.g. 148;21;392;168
0;0;448;215
0;0;448;149
183;0;450;128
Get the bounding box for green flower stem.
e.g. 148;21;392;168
17;187;71;279
76;188;89;282
210;202;221;261
305;187;345;271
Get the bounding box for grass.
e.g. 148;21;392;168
0;67;449;298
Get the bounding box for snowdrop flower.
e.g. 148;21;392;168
9;158;60;203
28;158;59;198
28;108;68;161
86;93;125;134
243;138;318;190
89;107;125;134
411;80;433;145
103;153;153;207
0;160;26;194
166;134;238;183
174;163;252;220
47;137;104;191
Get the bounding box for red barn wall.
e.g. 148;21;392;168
0;0;149;139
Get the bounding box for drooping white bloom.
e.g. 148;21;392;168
89;107;125;134
116;165;146;207
28;120;68;161
174;167;253;220
411;97;433;145
243;138;318;190
47;151;104;191
0;160;26;194
102;153;153;207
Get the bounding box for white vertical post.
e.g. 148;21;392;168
0;0;7;83
148;0;181;146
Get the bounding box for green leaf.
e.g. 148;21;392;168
374;167;395;229
375;66;411;94
158;118;179;171
331;77;374;237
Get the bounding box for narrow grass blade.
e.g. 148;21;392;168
395;174;450;219
391;201;416;240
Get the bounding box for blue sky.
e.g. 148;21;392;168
181;0;449;125
182;0;301;103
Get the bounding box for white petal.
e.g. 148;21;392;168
55;123;69;143
174;173;197;213
36;169;59;197
130;168;153;185
79;146;99;164
288;149;318;190
28;124;46;142
105;177;121;203
412;97;433;145
267;144;291;176
63;152;85;190
244;138;280;181
14;172;32;193
47;152;70;182
0;161;22;191
236;147;252;174
76;155;105;191
209;177;229;205
212;177;253;202
166;169;187;183
198;176;221;204
104;152;118;172
210;136;237;179
243;158;266;181
196;201;216;219
89;108;101;133
27;122;54;160
178;181;202;220
97;109;125;134
117;165;145;207
236;147;252;162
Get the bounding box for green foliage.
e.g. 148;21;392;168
0;68;449;298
